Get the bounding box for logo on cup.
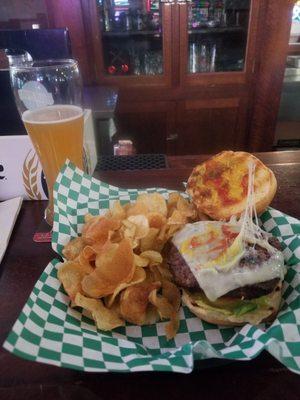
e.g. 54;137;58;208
18;81;54;110
0;164;5;180
22;150;42;200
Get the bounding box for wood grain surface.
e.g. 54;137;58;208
0;151;300;400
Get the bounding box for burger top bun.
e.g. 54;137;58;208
186;151;277;221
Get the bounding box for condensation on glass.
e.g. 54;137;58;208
188;0;251;74
97;0;163;76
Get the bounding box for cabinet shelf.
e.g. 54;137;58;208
102;30;161;38
188;26;245;35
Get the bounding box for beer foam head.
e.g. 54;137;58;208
22;105;83;124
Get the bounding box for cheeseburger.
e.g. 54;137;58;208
168;151;286;326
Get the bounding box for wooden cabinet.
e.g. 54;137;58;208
176;97;248;154
47;0;293;155
115;101;176;154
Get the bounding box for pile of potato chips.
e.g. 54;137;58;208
58;192;197;339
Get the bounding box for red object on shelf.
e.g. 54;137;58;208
108;65;117;74
121;63;129;73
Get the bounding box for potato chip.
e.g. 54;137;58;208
82;216;121;245
109;229;123;243
105;267;146;308
62;237;85;261
120;282;161;325
136;193;167;216
149;265;162;282
75;293;124;330
147;212;167;229
134;254;149;267
111;200;126;220
166;224;182;238
121;220;140;249
82;239;135;298
126;202;148;217
122;219;136;239
176;196;197;219
84;213;94;223
144;304;160;325
140;228;159;252
165;317;180;340
162;280;181;311
149;288;179;339
157;224;168;244
167;209;187;225
81;245;97;262
127;215;149;239
149;289;174;318
58;259;93;300
140;250;163;265
167;192;181;208
157;264;173;281
128;237;140;249
95;241;119;268
78;252;94;270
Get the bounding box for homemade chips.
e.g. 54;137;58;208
58;192;196;339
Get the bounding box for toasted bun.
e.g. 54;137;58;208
187;151;277;221
182;284;282;326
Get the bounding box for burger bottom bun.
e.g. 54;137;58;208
182;284;282;326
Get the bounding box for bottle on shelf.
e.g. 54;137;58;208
209;43;216;72
102;0;114;31
199;44;208;72
198;0;210;26
125;11;132;31
214;0;224;24
208;0;215;22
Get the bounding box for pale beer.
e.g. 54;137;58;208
22;105;84;224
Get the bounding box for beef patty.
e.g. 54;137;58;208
167;237;282;300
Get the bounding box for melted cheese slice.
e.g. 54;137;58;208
172;221;285;301
172;162;285;301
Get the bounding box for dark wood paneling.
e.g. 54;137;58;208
176;97;248;155
45;0;92;84
115;101;176;154
248;0;294;152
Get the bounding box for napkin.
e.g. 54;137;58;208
0;197;23;264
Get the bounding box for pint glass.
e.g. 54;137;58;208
10;59;83;226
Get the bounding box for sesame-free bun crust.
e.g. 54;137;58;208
187;151;277;221
182;285;282;326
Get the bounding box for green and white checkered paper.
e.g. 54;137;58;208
4;161;300;373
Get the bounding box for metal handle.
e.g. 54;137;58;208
166;133;178;141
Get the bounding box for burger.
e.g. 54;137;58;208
168;221;285;325
167;151;286;326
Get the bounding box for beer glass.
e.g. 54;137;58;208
10;59;83;226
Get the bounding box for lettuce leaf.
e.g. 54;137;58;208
233;302;257;316
189;292;271;318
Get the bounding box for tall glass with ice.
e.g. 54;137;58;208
10;59;83;226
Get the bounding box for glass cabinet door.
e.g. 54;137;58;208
187;0;251;74
97;0;164;76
